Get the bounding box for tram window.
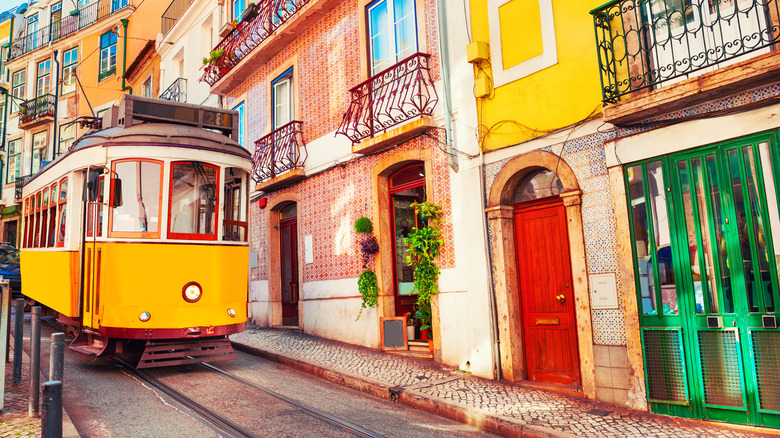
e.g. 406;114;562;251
87;175;105;238
57;178;68;247
223;167;248;242
110;160;162;237
169;161;219;240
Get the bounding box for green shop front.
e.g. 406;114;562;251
626;131;780;428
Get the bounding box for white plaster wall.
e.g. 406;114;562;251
248;279;270;326
157;0;221;106
301;130;355;176
301;277;379;347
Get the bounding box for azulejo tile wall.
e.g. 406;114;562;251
482;79;780;346
251;136;454;283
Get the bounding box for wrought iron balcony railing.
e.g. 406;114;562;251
10;0;131;60
18;94;55;127
159;78;187;102
201;0;312;86
162;0;194;36
14;175;32;202
591;0;780;103
252;121;307;183
337;52;438;144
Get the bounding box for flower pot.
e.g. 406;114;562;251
427;338;434;353
241;4;259;22
70;9;79;16
407;325;414;341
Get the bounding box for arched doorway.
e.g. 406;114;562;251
389;163;426;317
278;202;299;326
512;168;580;385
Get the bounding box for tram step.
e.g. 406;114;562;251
68;330;110;357
137;337;236;369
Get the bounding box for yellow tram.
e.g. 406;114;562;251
19;95;251;367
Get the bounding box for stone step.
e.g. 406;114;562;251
387;349;433;359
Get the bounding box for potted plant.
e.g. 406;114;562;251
241;2;259;22
355;217;379;320
403;312;415;340
203;48;225;65
414;303;433;352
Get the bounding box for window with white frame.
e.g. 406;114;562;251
61;47;78;95
7;139;21;183
232;101;245;147
143;77;152;97
11;70;25;113
367;0;418;76
232;0;245;21
36;59;51;96
27;14;38;50
99;29;117;80
58;124;76;156
31;131;48;174
272;67;293;130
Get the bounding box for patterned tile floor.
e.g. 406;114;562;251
231;325;778;438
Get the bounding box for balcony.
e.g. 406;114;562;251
159;78;187;102
19;94;56;129
10;0;132;60
201;0;341;94
591;0;780;124
252;121;308;192
336;52;438;155
162;0;194;36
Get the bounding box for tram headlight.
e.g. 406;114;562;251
227;308;236;318
139;312;151;322
182;282;202;303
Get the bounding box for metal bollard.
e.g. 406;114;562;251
29;306;41;417
41;381;63;438
49;333;65;383
13;298;23;385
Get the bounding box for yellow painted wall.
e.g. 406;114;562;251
470;0;605;151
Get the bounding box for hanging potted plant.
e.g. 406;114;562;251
241;2;259;22
355;216;380;320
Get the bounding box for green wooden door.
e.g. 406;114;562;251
627;133;780;428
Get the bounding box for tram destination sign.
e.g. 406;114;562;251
116;95;238;140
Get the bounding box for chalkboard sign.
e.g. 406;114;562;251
380;317;408;351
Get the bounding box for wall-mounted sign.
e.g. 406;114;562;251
589;273;619;309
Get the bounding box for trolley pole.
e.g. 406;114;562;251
49;333;65;383
0;278;10;412
13;297;23;385
29;306;41;417
41;381;62;438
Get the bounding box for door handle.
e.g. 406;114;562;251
556;294;566;304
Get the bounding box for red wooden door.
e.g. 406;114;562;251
514;196;580;386
280;218;299;326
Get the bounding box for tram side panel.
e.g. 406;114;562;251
97;242;248;335
20;250;81;317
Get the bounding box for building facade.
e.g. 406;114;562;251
469;0;780;429
204;0;495;377
1;0;166;247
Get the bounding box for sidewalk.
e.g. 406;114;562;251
230;324;780;438
1;312;79;438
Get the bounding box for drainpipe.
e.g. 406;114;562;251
436;0;458;172
120;19;132;95
52;50;60;158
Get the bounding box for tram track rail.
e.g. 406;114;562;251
112;355;386;438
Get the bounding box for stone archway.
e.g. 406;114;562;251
267;193;303;329
486;149;595;399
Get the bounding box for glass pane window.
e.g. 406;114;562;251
31;131;48;174
99;30;117;79
367;0;418;75
223;168;248;242
7;139;21;184
27;14;38;50
12;70;25;113
628;165;655;314
58;124;76;156
111;161;162;235
143;78;152;97
232;0;245;21
512;168;564;203
646;161;678;315
62;47;78;95
272;69;293;130
233;101;245;147
169;162;219;238
36;59;51;96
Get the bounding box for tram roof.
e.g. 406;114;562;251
72;122;252;159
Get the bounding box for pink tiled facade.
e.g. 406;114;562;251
234;0;453;283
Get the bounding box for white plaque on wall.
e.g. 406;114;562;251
589;273;619;309
304;235;313;264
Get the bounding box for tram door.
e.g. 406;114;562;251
669;138;780;428
82;173;104;329
279;203;299;327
